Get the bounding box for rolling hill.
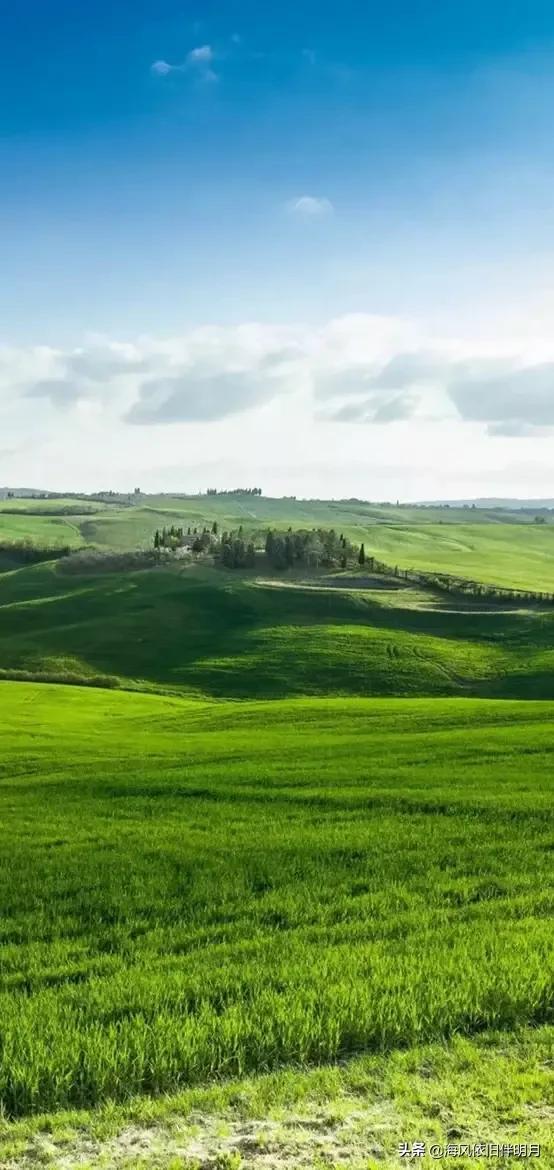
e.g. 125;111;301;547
2;493;554;590
0;560;553;698
1;507;553;1159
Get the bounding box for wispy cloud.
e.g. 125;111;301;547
187;44;213;65
286;195;334;219
8;317;554;439
150;44;217;83
187;44;218;82
150;60;174;76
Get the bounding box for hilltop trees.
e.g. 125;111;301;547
155;525;185;550
153;525;214;553
264;528;358;571
207;487;262;496
216;526;365;572
151;520;368;575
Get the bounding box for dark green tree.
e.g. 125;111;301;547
358;543;366;566
270;534;287;569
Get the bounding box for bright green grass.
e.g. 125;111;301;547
1;562;554;698
0;682;553;1117
1;493;553;590
61;506;554;592
122;495;531;529
0;513;85;547
361;522;554;592
2;1028;552;1168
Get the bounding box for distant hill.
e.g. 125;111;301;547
0;487;51;499
421;498;554;510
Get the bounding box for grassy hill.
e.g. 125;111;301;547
0;497;112;512
2;495;554;1153
0;513;86;547
362;522;554;591
0;561;554;698
0;682;553;1120
2;493;554;590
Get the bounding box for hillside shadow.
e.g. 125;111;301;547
0;565;552;700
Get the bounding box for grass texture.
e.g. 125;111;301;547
0;683;553;1117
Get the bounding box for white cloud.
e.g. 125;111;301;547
186;44;217;82
286;195;334;218
4;316;554;497
340;349;554;436
187;45;214;64
6;318;554;436
150;60;174;76
323;393;417;424
150;45;217;82
447;360;554;435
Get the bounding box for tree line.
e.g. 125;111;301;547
264;528;364;570
154;523;219;552
152;523;370;571
217;527;367;570
206;488;262;496
369;556;554;606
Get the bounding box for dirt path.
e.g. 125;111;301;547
256;575;407;592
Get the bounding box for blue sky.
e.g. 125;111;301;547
2;1;554;495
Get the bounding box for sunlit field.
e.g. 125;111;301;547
1;683;552;1121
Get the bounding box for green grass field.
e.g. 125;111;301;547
2;493;554;591
1;561;554;698
362;522;554;592
1;497;553;1161
0;513;85;548
85;512;554;590
0;682;553;1124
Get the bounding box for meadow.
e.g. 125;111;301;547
1;496;553;1164
0;682;553;1123
2;493;554;590
1;560;554;698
